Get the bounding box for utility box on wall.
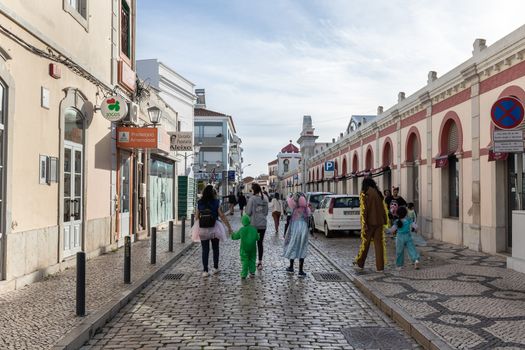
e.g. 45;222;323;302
178;176;196;219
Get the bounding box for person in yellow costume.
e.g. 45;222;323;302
354;177;388;271
231;214;260;279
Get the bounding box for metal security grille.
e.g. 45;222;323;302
163;273;185;280
447;122;458;154
312;272;349;282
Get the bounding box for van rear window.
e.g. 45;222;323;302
333;197;360;208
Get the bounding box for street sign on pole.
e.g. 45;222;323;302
493;129;524;153
491;97;524;130
324;161;334;179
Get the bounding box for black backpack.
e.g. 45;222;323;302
199;202;217;228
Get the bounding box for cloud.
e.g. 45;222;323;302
137;0;525;176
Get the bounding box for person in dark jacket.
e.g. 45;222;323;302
354;177;388;271
237;192;247;216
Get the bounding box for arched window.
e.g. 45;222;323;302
64;107;85;144
365;148;373;170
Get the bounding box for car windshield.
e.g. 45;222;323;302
310;194;326;208
333;197;360;208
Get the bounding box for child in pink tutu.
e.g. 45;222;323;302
283;192;311;277
191;185;233;277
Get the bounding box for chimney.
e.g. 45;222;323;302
195;88;206;108
377;106;383;115
472;38;487;56
332;138;335;143
340;132;343;139
427;71;438;84
398;92;405;102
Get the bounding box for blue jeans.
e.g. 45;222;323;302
395;233;420;267
201;238;220;272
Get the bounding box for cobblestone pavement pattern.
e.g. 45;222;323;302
83;213;419;349
311;230;525;349
0;226;191;350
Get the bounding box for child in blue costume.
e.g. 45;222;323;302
231;214;260;279
388;206;421;270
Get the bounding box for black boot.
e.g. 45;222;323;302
286;259;294;273
298;258;306;277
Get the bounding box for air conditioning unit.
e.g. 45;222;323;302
122;102;139;125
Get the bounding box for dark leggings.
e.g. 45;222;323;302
257;229;266;261
201;238;220;272
289;258;305;272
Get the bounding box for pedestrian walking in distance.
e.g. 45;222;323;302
192;185;233;277
246;183;269;270
354;177;388;272
388;206;421;270
237;192;247;216
231;214;260;279
228;191;237;215
283;192;310;277
271;193;283;234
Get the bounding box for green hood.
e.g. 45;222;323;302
241;214;251;226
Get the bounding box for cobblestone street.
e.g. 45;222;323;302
0;226;191;350
83;214;419;349
311;230;525;349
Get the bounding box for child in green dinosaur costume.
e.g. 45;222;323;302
231;214;260;279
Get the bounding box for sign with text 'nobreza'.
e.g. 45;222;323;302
168;131;193;151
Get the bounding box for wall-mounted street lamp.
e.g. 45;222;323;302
147;106;162;125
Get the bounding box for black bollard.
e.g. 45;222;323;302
190;213;195;227
168;220;174;252
181;216;186;244
76;251;86;317
151;227;157;265
124;236;131;284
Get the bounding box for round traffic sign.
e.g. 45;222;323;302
491;96;524;130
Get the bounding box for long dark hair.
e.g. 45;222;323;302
361;177;383;200
201;184;216;203
252;183;263;199
396;206;408;228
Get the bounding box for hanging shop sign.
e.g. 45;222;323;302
488;151;508;162
100;95;128;122
168;131;193;151
116;126;170;152
435;156;449;168
491;97;524;130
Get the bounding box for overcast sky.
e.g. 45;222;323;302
137;0;525;177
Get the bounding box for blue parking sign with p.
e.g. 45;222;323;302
325;161;335;172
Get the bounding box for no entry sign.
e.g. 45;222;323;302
491;97;524;130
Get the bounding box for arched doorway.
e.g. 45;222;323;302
406;128;421;214
352;152;359;194
365;147;373;170
342;157;348;194
382;138;393;192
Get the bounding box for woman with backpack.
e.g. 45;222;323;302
246;183;269;270
192;185;233;277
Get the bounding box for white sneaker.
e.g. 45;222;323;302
414;260;420;270
202;271;209;277
211;268;219;275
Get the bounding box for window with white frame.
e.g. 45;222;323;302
283;159;289;173
203;151;222;164
63;0;88;28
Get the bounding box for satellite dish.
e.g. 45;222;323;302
81;101;94;128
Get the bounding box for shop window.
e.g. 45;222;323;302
448;155;459;217
121;0;131;59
